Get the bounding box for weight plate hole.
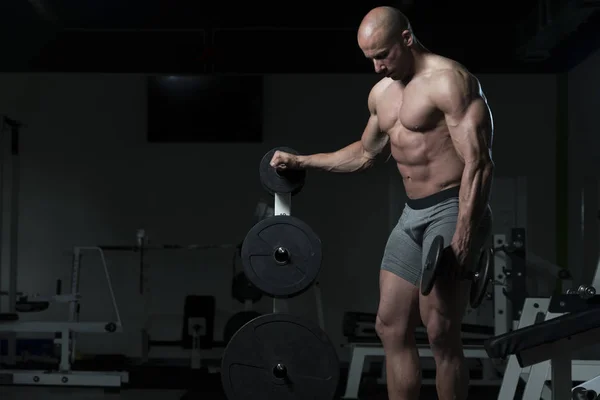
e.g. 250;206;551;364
274;247;290;265
273;363;287;378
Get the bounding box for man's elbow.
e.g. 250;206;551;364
483;156;495;176
466;154;494;175
480;157;494;173
361;149;380;171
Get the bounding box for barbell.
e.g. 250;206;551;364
221;147;340;400
420;235;494;308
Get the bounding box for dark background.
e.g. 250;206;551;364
1;0;599;73
0;1;599;397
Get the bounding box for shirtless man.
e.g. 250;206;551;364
270;6;494;400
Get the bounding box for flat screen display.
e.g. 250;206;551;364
147;74;263;143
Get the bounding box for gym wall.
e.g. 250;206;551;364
568;48;600;286
0;72;557;362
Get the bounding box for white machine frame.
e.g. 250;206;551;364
495;250;600;400
0;119;128;388
495;297;600;400
0;246;128;387
571;255;600;397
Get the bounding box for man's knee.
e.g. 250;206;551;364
375;314;414;346
425;313;461;351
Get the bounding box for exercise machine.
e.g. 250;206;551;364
485;248;600;399
86;229;234;370
0;116;128;387
0;247;128;387
0;116;21;364
484;296;600;399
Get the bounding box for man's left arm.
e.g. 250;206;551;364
430;71;495;264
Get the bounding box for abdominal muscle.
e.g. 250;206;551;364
388;124;464;199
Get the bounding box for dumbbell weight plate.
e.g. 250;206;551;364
221;313;340;400
259;147;306;196
231;272;263;304
223;311;262;344
470;247;493;308
571;387;591;399
421;235;444;296
241;215;322;298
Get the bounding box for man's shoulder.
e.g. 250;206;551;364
423;59;488;113
421;54;476;85
425;65;481;102
367;77;394;110
371;77;395;94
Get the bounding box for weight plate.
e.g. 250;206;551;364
221;313;340;400
241;215;322;298
259;147;306;196
470;247;493;308
231;272;263;304
571;387;587;400
223;311;262;344
421;235;444;295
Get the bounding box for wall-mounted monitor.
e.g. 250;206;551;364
147;74;263;143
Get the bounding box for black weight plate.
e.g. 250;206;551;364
470;247;493;308
421;235;444;295
241;215;322;298
231;272;263;304
571;387;587;400
259;147;306;196
223;311;262;344
221;313;340;400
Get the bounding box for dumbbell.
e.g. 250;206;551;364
259;146;306;196
421;235;494;308
567;285;596;300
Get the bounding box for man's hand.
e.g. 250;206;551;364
450;238;472;275
270;150;303;171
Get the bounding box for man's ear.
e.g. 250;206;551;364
402;30;413;46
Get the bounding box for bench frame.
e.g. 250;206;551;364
498;297;600;399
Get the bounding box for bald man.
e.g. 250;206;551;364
270;6;494;400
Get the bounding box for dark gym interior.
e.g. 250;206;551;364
1;1;600;399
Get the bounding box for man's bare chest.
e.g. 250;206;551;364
376;83;443;133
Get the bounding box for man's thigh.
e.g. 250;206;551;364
378;210;423;327
380;210;423;287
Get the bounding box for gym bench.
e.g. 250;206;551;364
485;296;600;399
342;332;500;399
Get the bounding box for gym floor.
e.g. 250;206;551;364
0;370;504;399
0;385;502;399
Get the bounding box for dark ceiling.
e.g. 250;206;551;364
1;0;599;74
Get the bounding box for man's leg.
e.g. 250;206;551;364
418;204;492;400
419;268;470;400
376;270;421;400
377;209;425;400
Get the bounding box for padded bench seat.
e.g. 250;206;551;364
484;306;600;367
0;313;18;322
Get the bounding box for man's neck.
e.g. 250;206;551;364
407;47;432;82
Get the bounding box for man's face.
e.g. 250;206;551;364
359;30;411;80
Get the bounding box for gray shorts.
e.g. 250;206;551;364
381;186;492;287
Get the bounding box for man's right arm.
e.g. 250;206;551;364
297;85;389;173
